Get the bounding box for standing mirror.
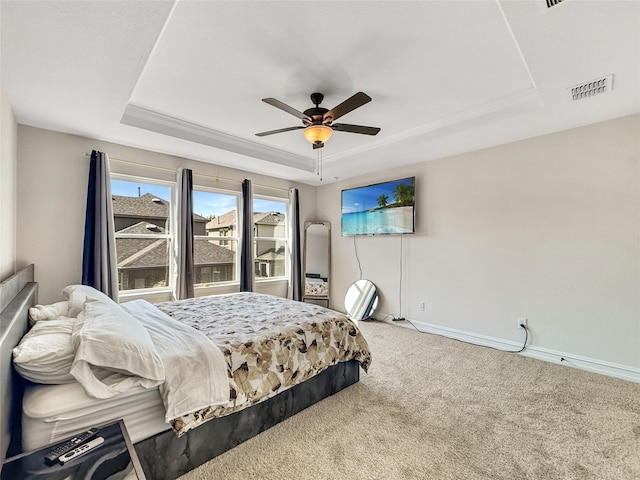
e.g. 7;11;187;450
303;221;331;307
344;279;378;321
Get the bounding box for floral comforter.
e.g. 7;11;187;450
305;278;329;296
156;292;371;436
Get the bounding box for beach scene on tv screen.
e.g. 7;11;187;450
342;177;415;235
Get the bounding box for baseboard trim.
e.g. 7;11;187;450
390;318;640;384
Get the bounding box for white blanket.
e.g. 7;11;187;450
71;300;165;398
120;300;230;422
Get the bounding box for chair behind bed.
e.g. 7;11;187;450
0;265;37;467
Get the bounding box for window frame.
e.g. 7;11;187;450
110;172;291;299
111;173;175;296
192;185;240;289
253;194;289;282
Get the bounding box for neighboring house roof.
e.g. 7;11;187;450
112;192;207;222
256;212;284;225
113;193;169;218
255;248;285;261
206;209;237;230
117;222;233;268
206;210;284;231
118;222;167;235
117;238;168;268
193;240;235;265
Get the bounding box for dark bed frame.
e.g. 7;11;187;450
0;266;360;479
135;360;359;479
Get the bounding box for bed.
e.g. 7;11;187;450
304;274;329;296
0;266;371;479
303;273;330;309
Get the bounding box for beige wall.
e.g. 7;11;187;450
0;84;17;281
317;114;640;371
16;125;316;304
13;116;640;375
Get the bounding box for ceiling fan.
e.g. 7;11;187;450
256;92;381;149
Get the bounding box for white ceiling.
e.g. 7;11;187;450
2;0;639;186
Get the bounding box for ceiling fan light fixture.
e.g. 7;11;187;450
257;92;379;152
303;124;333;145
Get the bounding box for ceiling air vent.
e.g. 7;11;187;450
546;0;564;8
569;75;613;101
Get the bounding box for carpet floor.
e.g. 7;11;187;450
178;320;640;480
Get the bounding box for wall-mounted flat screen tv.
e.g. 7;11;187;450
341;176;415;236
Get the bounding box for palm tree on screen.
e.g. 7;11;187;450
377;194;388;208
392;181;414;206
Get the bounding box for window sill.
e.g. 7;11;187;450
118;289;173;304
255;277;288;284
119;278;290;303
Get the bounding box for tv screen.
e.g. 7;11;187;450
341;177;415;236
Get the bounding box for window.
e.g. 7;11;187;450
193;189;239;286
253;197;288;280
110;173;288;296
111;177;173;292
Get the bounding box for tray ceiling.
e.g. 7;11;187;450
2;0;638;185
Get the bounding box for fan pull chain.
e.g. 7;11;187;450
316;148;323;181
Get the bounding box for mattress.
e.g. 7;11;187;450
22;382;169;451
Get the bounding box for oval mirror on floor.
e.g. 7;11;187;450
344;279;378;320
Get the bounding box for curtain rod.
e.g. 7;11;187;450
83;152;292;193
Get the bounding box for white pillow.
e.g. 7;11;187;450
28;301;70;323
12;317;76;384
62;284;118;317
70;299;165;399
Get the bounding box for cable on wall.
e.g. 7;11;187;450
399;317;529;354
375;226;529;353
392;235;405;321
353;236;363;280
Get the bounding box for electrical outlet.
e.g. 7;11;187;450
518;317;528;328
418;301;425;311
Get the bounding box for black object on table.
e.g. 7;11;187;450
1;419;146;480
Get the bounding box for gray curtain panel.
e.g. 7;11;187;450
81;150;119;301
240;179;254;292
174;168;195;300
287;188;302;301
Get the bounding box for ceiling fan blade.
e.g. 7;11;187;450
331;123;381;135
255;126;305;137
262;98;312;122
323;92;372;123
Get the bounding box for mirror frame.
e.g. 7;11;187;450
344;279;379;321
302;221;331;306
